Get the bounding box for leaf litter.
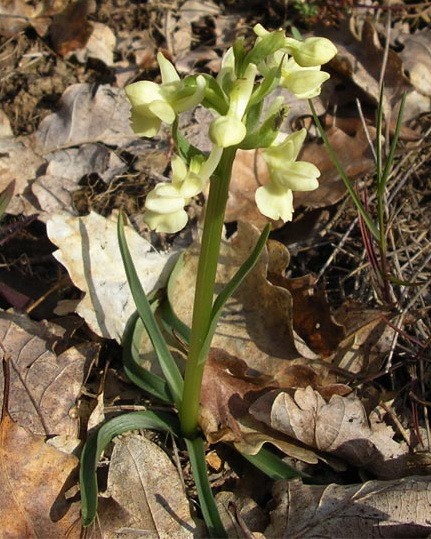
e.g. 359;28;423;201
0;0;430;537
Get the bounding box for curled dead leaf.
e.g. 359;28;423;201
250;386;407;477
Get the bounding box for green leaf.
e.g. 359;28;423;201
240;445;310;480
201;74;229;116
248;65;281;108
171;118;205;164
80;411;180;526
197;223;271;365
380;91;406;191
117;213;184;406
244;30;286;70
122;311;172;402
185;437;227;538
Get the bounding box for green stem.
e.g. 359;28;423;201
180;147;237;438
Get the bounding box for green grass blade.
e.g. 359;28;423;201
197;223;271;365
122;311;172;402
376;84;384;186
309;100;380;241
185;437;227;538
117;213;184;406
240;445;311;480
0;181;14;219
380;91;406;191
80;411;180;526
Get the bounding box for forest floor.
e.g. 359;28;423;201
0;0;430;537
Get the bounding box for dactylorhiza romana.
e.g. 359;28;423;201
125;24;337;233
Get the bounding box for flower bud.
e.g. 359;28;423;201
285;37;337;67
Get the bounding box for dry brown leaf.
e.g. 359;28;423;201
0;0;49;37
0;411;80;538
200;349;320;464
398;29;431;97
0;311;98;436
0;135;45;215
169;222;300;375
200;348;276;443
104;434;197;538
169;0;220;70
331;303;395;376
216;491;267;539
72;22;116;66
47;211;179;342
250;386;407;477
323;20;411;114
267;243;344;358
37;83;133;151
266;477;431;538
32;143;126;219
49;0;93;56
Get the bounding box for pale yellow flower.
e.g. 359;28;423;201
255;129;320;221
125;52;206;137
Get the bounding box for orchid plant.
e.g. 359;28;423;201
80;25;336;537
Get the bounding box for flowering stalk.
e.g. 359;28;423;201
180;147;236;437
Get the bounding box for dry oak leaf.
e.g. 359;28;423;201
0;311;97;437
37;83;134;151
48;0;93;56
398;29;431;97
266;477;431;538
250;386;407;478
32;143;126;220
199;349;321;465
47;211;179;342
103;434;197;538
322;19;411;114
0;0;50;37
0;412;80;538
0;135;45;216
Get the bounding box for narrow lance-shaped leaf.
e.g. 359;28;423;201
185;437;228;538
122;311;172;402
117;213;184;406
80;411;180;526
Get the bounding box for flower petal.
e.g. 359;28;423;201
157;52;181;85
276;161;320;191
255;183;294;221
125;81;164;106
130;109;161;137
148;100;176;124
145;185;185;214
282;70;330;99
144;209;188;233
